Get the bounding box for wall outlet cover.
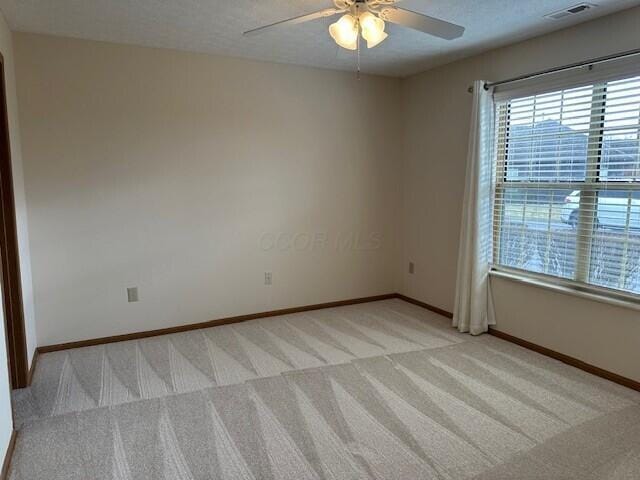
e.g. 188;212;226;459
127;287;139;302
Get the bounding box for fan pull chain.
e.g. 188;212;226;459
356;20;361;80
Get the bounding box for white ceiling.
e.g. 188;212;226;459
1;0;638;77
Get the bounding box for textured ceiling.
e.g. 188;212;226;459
1;0;638;77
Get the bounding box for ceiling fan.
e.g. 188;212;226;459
243;0;465;51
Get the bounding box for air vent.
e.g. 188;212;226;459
545;3;596;20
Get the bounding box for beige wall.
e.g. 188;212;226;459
491;276;640;382
14;33;403;346
401;7;640;381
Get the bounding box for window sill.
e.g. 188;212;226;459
489;269;640;313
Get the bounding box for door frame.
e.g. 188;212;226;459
0;52;28;389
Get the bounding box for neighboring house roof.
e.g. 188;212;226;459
507;119;639;181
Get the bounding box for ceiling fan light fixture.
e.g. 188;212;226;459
329;14;358;50
359;12;388;49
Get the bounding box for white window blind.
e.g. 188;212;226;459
493;73;640;296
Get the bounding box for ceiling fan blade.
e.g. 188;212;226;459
244;8;344;37
380;7;465;40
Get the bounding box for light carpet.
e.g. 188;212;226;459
9;299;640;479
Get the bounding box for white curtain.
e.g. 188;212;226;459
453;80;496;335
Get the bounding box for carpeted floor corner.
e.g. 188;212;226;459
9;299;640;479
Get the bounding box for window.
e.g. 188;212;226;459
493;74;640;296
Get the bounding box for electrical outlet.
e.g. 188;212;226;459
264;272;272;285
127;287;139;302
409;262;415;274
